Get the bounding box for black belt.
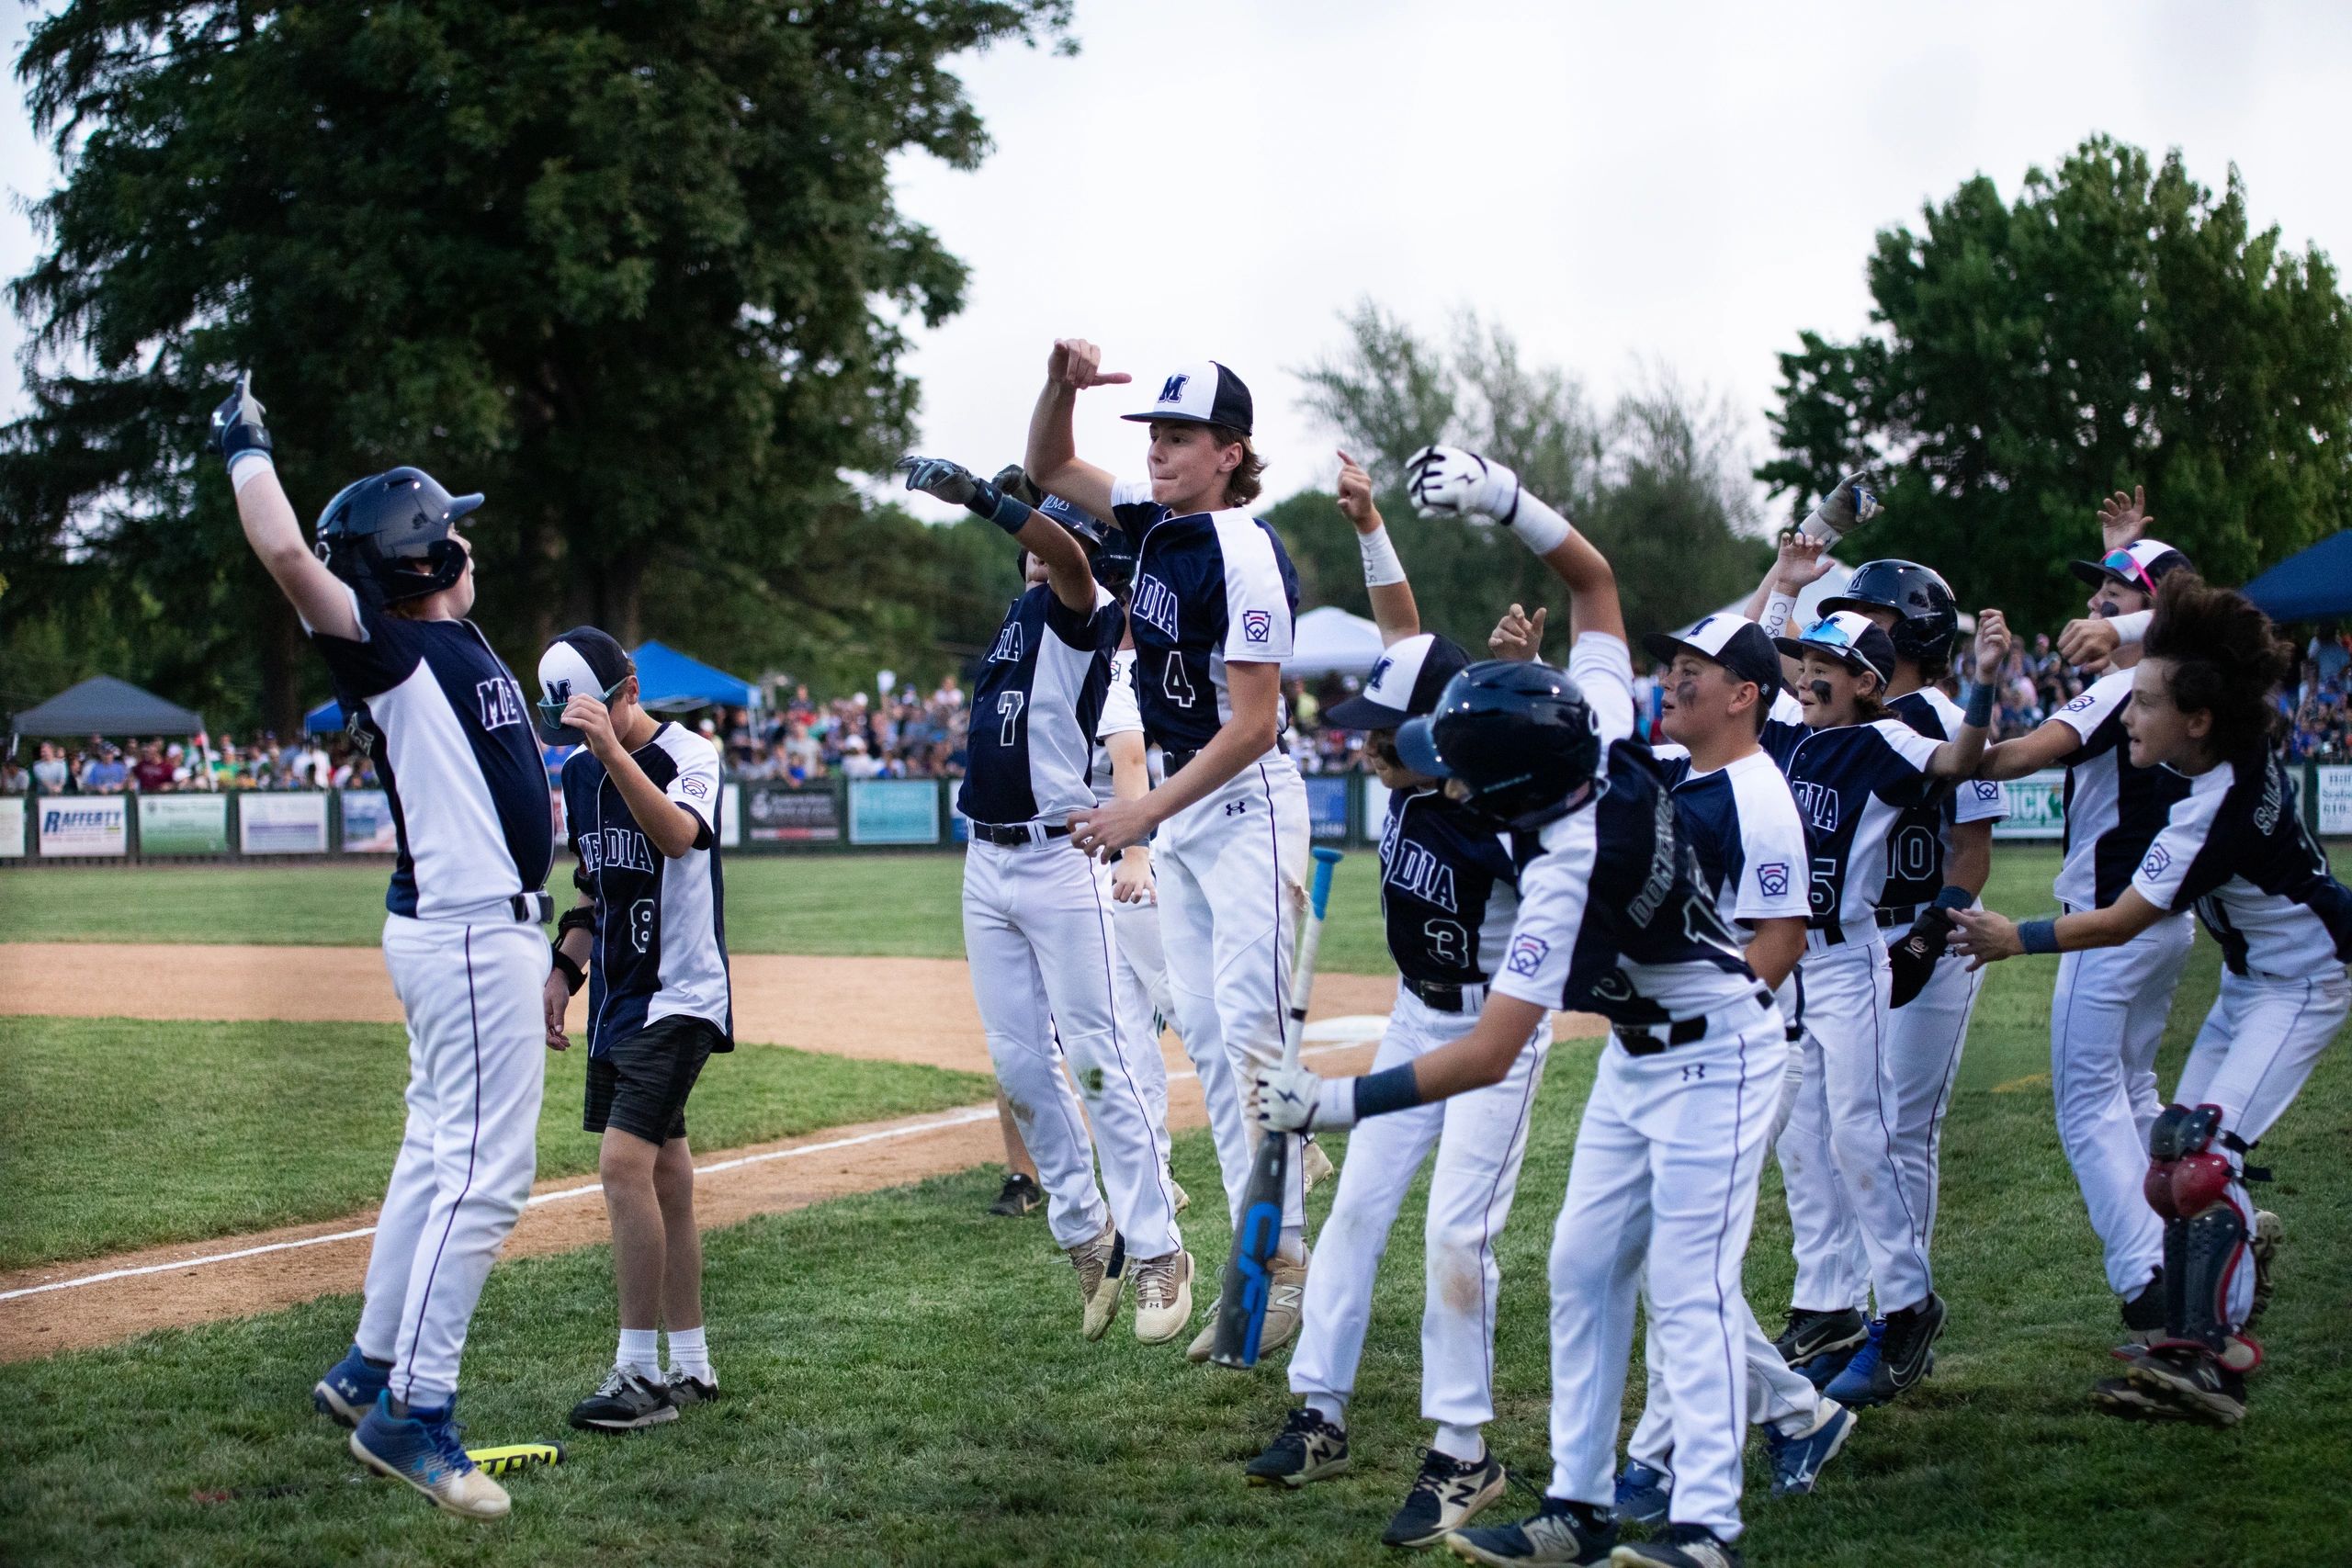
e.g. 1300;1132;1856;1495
1877;903;1920;930
1162;747;1199;775
969;821;1073;847
1406;976;1480;1013
512;892;553;923
1612;988;1774;1056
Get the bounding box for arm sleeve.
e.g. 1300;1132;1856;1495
1490;810;1600;1008
1096;652;1144;740
1733;783;1814;923
304;588;421;700
665;737;722;846
1566;631;1636;747
2132;777;2233;912
1220;525;1295;663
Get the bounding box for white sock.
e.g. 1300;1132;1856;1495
667;1325;712;1383
1306;1394;1346;1429
1433;1424;1485;1462
617;1327;660;1380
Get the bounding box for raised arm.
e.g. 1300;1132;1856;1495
1745;532;1836;637
1975;712;2085;781
1336;449;1419;643
1023;338;1126;524
1925;608;2011;777
211;374;359;640
1405;445;1623;645
896;456;1095;614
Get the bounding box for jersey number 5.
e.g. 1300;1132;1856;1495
1161;652;1198;710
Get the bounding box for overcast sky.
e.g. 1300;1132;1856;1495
6;1;2350;524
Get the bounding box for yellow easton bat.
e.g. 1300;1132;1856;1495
468;1441;565;1477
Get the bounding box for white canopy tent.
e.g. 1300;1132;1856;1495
1286;605;1386;679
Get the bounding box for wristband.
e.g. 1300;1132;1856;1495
1351;1062;1424;1121
1759;591;1799;639
969;480;1034;538
550;948;586;996
1963;681;1994;728
1932;885;1973;912
2018;918;2061;955
1502;489;1574;555
1357;524;1407;587
227;449;275;494
2109;609;2152;648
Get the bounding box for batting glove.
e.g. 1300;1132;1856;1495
209;370;272;466
1251;1066;1355;1132
896;454;982;509
1406;445;1518;523
1796;469;1882;544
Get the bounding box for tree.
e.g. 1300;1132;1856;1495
2;0;1071;731
1279;301;1770;657
1759;135;2352;631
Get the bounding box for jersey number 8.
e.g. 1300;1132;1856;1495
628;898;656;954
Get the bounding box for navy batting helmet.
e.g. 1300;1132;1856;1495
1822;558;1958;668
314;468;482;606
1395;660;1605;829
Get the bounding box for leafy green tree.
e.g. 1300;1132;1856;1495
3;0;1070;731
1760;135;2352;631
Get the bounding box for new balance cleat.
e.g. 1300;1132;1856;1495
2245;1210;2280;1333
350;1393;511;1519
1185;1300;1220;1363
1244;1406;1350;1487
1301;1135;1336;1193
1611;1459;1671;1526
1131;1247;1194;1344
1069;1222;1127;1341
1171;1179;1192;1215
2120;1343;2245;1427
1609;1523;1743;1567
569;1366;679;1432
1254;1249;1309;1359
1763;1399;1852;1497
312;1343;390;1429
1384;1447;1507;1548
1447;1495;1616;1565
663;1369;718;1407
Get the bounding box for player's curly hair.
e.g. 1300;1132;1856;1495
1212;424;1266;508
2143;573;2293;760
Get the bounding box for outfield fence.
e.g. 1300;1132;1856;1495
6;764;2349;864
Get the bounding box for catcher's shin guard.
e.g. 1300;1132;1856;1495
2143;1104;2248;1354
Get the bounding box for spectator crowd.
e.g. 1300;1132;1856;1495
6;734;382;795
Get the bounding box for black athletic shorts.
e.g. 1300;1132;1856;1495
583;1013;725;1145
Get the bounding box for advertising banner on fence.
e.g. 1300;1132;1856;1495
38;796;128;856
138;793;231;855
240;792;330;854
1306;773;1351;841
1993;770;2066;840
745;782;842;843
2315;764;2352;836
340;789;400;853
719;783;741;849
0;795;27;858
849;779;940;846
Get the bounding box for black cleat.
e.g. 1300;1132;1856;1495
1383;1447;1507;1547
568;1366;678;1432
1446;1495;1616;1565
663;1369;719;1407
1773;1305;1867;1367
1609;1522;1744;1567
1244;1406;1350;1487
989;1172;1042;1217
2120;1270;2166;1345
2120;1343;2245;1427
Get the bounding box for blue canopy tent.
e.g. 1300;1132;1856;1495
2244;531;2352;624
304;697;346;734
632;640;758;713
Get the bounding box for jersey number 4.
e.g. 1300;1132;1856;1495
1161;652;1198;710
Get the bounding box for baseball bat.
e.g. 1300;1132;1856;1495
1209;845;1343;1370
190;1441;564;1504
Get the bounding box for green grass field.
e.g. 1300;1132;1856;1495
0;1017;991;1271
3;848;2348;1565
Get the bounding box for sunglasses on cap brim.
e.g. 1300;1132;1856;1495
2096;549;2161;597
535;677;628;741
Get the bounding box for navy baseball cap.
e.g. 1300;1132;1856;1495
1325;634;1473;729
1641;614;1782;704
1774;611;1899;688
535;626;634;743
1122;360;1253;435
2070;538;2192;595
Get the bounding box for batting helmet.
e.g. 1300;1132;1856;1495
314;468;482;607
1822;558;1958;668
1395;660;1605;829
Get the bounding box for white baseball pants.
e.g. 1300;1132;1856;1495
2050;914;2194;1295
964;837;1181;1259
1775;936;1933;1314
2175;966;2350;1146
356;914;548;1409
1545;1013;1787;1542
1155;757;1309;1245
1111;890;1252;1205
1289;987;1551;1433
1887;946;1987;1252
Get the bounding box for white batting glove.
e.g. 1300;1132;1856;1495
1251;1066;1355;1132
1406;445;1518;523
1796;469;1883;544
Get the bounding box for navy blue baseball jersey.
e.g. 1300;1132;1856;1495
561;724;732;1055
1376;787;1533;987
957;582;1125;828
307;584;553;920
2050;668;2194;908
1656;750;1812;934
1493;635;1760;1026
1883;687;2007;913
1781;719;1947;935
1758;689;1809;772
1108;479;1300;753
2132;750;2352;979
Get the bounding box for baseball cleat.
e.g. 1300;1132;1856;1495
1131;1247;1193;1344
1255;1249;1309;1359
1301;1135;1336;1193
663;1369;718;1407
569;1366;680;1432
1609;1523;1743;1567
1385;1447;1507;1548
1763;1399;1852;1497
312;1343;391;1429
1446;1495;1616;1565
2090;1369;2192;1422
1069;1222;1127;1341
1171;1179;1192;1215
2120;1270;2166;1346
350;1393;511;1520
1244;1406;1351;1487
1611;1459;1672;1526
2245;1210;2281;1333
989;1172;1042;1218
2120;1343;2246;1426
1826;1294;1944;1407
1773;1305;1867;1367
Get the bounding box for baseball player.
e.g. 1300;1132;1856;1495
1763;601;2011;1410
537;628;732;1432
1026;343;1315;1359
1953;573;2350;1425
214;375;551;1521
1243;455;1551;1549
1969;516;2199;1336
1259;446;1789;1568
898;456;1191;1344
1611;612;1854;1524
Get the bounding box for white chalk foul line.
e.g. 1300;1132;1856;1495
0;1032;1388;1306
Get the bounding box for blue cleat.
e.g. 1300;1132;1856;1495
311;1344;390;1429
350;1392;511;1519
1612;1459;1672;1526
1825;1294;1944;1407
1764;1399;1853;1496
1822;1320;1886;1404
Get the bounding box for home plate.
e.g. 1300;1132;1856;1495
1303;1015;1390;1044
